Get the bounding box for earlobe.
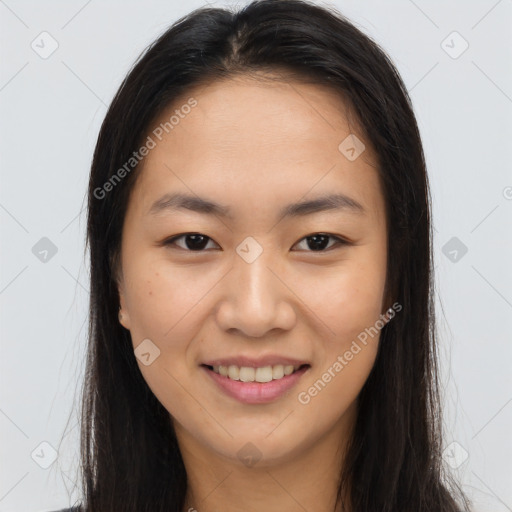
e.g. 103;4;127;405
116;266;131;330
118;287;131;330
382;280;398;324
383;306;394;323
118;305;131;330
381;296;395;324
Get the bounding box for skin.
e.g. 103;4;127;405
117;73;391;512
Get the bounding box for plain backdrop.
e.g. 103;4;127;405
0;0;511;511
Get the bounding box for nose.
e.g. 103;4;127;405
215;246;296;338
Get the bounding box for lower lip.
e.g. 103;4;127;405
202;365;310;404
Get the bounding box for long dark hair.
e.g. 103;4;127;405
72;0;472;510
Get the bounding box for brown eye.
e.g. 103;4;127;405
162;232;349;253
292;233;348;252
164;233;219;251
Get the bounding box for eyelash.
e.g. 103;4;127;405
162;232;350;253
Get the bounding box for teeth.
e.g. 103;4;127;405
284;365;294;376
211;364;303;382
255;366;272;382
228;365;239;380
239;366;255;382
272;365;284;379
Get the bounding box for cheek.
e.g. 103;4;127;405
123;252;215;341
122;255;213;419
293;263;385;425
292;252;387;343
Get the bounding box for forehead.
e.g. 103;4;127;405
129;75;384;222
154;74;364;154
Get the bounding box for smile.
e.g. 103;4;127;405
201;363;310;404
209;363;306;382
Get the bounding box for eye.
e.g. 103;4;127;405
162;232;349;253
163;233;220;251
292;233;349;252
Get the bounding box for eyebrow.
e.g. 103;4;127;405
148;192;366;220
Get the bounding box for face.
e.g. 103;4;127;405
117;74;389;468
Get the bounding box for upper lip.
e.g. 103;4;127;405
202;355;310;368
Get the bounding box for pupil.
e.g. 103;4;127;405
307;234;329;251
183;234;330;251
186;234;209;250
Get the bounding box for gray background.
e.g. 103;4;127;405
0;0;511;511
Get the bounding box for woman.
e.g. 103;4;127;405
55;0;472;510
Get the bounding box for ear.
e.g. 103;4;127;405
114;257;131;331
381;279;397;324
118;290;132;330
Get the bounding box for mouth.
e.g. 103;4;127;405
201;363;311;404
202;363;310;383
